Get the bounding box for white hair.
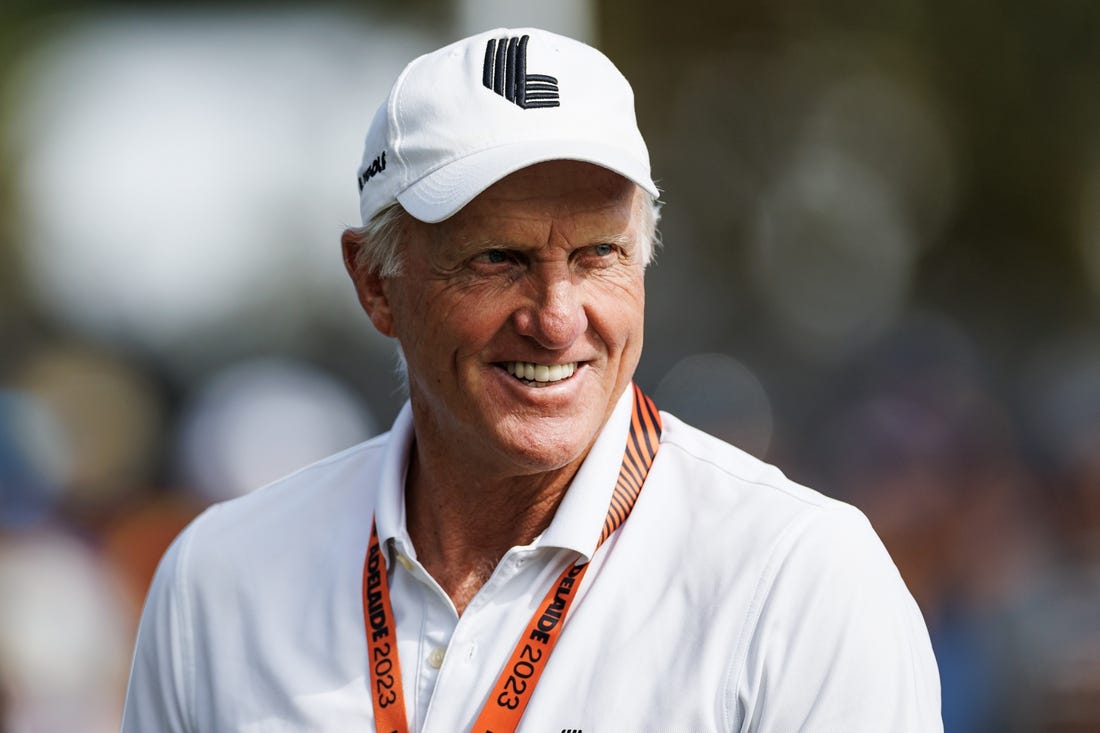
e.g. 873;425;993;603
346;191;662;277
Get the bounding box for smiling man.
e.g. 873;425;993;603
348;161;649;620
122;28;942;732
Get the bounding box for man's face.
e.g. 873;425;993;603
364;161;646;479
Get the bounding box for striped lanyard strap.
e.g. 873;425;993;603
363;384;662;733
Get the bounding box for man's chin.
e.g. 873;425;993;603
483;418;598;476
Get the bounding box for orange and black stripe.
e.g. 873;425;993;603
598;383;662;547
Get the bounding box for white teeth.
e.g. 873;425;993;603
504;361;577;383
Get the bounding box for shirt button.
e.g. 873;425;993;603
427;647;446;669
396;554;414;572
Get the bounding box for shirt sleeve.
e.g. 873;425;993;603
120;520;199;733
733;502;942;732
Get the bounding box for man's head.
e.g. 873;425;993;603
342;29;658;478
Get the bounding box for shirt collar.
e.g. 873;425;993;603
373;386;637;564
374;401;415;564
535;386;635;562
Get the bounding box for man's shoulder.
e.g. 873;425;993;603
647;413;935;705
655;410;838;515
649;410;890;578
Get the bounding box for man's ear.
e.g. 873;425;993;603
341;228;396;337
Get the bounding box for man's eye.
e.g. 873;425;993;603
475;250;510;264
593;243;616;257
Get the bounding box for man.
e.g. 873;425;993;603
122;28;941;732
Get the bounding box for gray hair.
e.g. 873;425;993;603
346;192;662;277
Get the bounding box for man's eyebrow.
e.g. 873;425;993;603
598;231;636;247
441;230;637;252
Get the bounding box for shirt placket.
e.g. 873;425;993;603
387;539;458;732
419;546;550;732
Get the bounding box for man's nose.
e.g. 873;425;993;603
512;267;587;350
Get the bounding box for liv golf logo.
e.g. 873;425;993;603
482;35;560;109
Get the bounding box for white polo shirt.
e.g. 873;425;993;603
121;388;942;732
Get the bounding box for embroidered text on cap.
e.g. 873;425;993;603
357;150;387;192
482;35;560;109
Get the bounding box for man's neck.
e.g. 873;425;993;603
403;444;581;615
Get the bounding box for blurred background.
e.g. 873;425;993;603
1;0;1098;730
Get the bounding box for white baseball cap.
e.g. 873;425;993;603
356;27;658;225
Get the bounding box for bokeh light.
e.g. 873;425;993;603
10;10;436;352
751;143;916;359
175;357;377;503
655;352;773;459
11;344;164;509
0;390;67;527
0;531;130;733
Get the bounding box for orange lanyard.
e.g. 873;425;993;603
362;384;662;733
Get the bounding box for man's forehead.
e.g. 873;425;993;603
438;214;639;255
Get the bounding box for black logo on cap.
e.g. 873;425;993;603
357;150;386;192
482;35;559;109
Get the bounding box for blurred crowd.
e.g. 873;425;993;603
3;2;1100;732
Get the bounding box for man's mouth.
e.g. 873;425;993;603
502;361;578;386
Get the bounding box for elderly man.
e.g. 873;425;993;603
122;28;941;732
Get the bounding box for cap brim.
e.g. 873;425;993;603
395;140;659;223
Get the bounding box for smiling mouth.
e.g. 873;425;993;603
502;361;578;386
